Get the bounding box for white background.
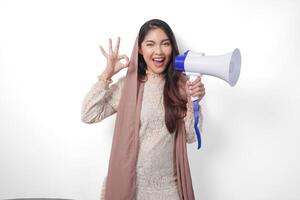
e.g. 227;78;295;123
0;0;299;199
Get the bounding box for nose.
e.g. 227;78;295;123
154;45;163;55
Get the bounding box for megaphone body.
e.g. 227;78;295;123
175;48;241;101
174;48;241;149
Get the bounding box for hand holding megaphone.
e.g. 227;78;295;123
186;76;205;102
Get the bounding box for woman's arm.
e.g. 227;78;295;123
81;76;125;123
81;37;129;124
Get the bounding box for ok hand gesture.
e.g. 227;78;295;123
99;37;130;79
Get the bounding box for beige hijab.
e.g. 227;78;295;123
104;38;195;200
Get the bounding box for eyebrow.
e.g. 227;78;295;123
144;39;170;43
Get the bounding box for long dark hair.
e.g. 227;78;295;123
137;19;187;134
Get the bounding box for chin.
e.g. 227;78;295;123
151;66;167;74
155;69;165;74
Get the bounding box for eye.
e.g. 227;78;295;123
163;42;170;46
146;43;154;47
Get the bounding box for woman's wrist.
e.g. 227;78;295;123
98;71;113;84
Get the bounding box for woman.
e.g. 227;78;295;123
81;19;205;200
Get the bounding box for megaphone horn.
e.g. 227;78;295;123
175;48;241;87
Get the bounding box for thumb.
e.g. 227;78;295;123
185;82;191;96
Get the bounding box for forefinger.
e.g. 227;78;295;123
118;54;130;68
190;76;201;85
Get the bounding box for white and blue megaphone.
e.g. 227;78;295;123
175;48;242;149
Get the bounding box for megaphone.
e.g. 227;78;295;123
175;48;241;101
174;48;241;149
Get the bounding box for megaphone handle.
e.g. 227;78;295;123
185;72;202;149
187;73;202;102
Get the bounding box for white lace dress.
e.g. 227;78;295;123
81;74;203;200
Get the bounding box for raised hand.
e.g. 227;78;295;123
99;37;130;79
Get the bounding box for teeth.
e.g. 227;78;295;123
153;58;164;61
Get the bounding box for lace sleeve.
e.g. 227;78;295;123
184;100;203;144
81;76;125;123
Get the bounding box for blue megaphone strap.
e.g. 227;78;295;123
193;100;201;149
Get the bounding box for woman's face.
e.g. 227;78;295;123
139;28;172;75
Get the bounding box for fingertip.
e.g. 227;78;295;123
123;62;130;68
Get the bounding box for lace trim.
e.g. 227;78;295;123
146;70;164;78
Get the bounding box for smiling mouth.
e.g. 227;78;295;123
152;58;165;67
